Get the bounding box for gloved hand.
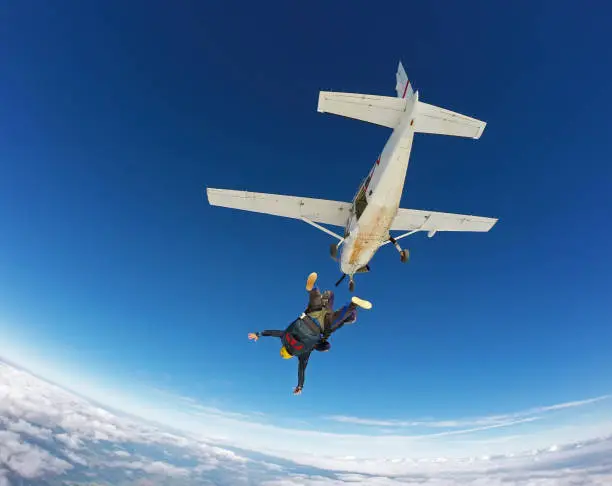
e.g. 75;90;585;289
293;386;302;396
248;333;259;341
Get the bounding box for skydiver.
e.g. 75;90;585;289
248;272;372;395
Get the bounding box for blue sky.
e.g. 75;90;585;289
1;0;612;472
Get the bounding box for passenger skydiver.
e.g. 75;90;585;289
248;272;372;395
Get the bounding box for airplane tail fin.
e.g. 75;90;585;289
395;61;414;99
317;60;486;138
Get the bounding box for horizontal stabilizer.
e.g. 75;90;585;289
391;207;497;232
206;188;351;227
415;101;486;139
317;91;407;128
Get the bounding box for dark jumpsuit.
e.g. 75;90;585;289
256;287;358;390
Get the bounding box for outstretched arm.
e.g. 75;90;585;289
248;330;284;341
259;330;285;337
294;352;311;395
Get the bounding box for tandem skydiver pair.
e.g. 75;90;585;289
248;272;371;395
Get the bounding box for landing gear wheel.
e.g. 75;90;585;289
330;243;338;260
400;250;409;263
349;280;355;292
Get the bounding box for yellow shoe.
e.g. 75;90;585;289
306;272;318;291
351;296;372;310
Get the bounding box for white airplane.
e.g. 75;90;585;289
206;61;498;291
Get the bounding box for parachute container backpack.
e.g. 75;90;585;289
281;315;322;357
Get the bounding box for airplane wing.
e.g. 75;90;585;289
391;207;497;233
206;188;351;227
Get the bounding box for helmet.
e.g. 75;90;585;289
280;346;293;359
315;340;331;352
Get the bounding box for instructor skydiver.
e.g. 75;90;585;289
248;272;372;395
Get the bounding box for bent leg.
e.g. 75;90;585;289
306;288;337;333
305;288;327;332
323;303;358;338
306;288;323;313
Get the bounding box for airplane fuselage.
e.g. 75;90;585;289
338;94;418;277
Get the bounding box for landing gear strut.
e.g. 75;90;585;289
389;236;409;263
335;273;356;292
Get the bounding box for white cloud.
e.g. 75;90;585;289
325;416;420;428
533;396;609;411
62;449;88;466
261;461;285;472
55;433;84;449
0;430;72;479
150;387;264;423
104;459;191;477
324;416;542;437
0;468;10;486
3;419;53;442
325;395;611;430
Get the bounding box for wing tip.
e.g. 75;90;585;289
482;217;499;231
317;91;329;113
205;187;222;205
473;122;487;139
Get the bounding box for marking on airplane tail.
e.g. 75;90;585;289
402;80;410;99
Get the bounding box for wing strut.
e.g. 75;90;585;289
380;230;420;246
300;217;344;241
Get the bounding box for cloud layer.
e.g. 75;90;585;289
141;386;612;471
1;358;611;485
